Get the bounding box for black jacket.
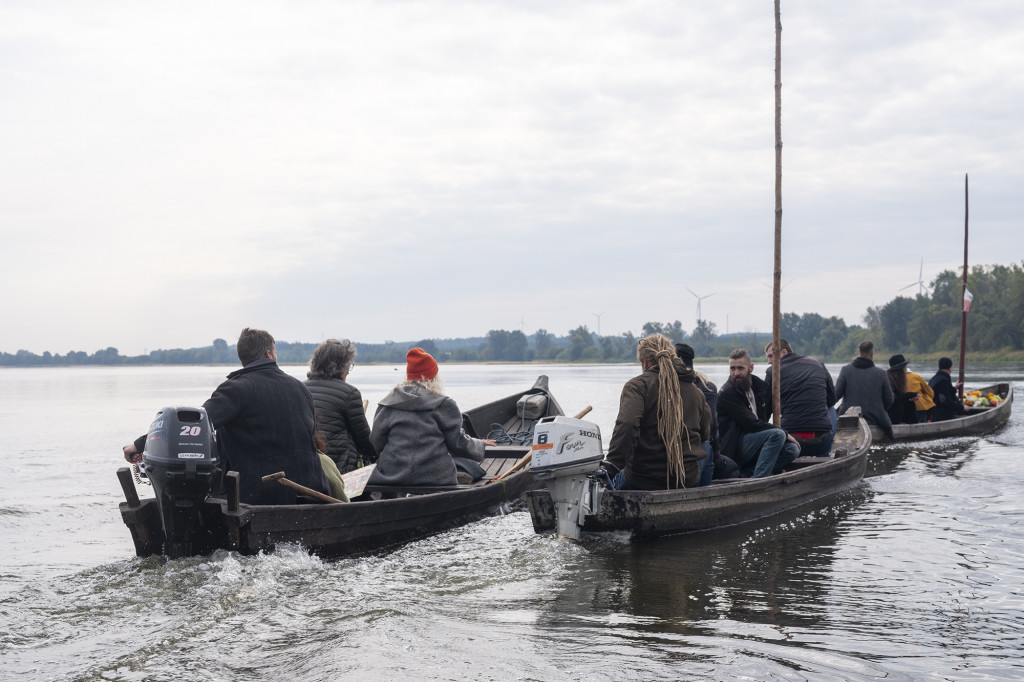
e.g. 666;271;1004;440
304;378;377;473
928;371;965;421
717;375;775;461
136;360;329;504
765;352;836;434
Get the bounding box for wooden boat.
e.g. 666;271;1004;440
525;411;872;542
118;375;563;558
869;382;1013;444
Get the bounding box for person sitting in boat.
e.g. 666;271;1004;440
366;348;496;488
928;357;966;422
717;349;800;478
606;334;711;490
902;356;935;422
122;327;330;505
675;342;738;481
836;341;895;438
886;354;920;425
304;338;378;474
765;339;837;457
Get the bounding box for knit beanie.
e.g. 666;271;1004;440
406;347;439;381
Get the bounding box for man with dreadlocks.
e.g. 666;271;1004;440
606;334;712;490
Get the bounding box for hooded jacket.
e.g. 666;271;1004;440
606;358;711;490
836;356;895;437
367;382;486;487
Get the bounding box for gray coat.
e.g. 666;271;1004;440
836;357;895;437
367;383;486;487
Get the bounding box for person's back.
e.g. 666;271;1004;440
124;328;330;505
928;357;965;422
765;340;837;457
607;335;711;490
368;348;492;488
836;341;894;437
202;336;328;505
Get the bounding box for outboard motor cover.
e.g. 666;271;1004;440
141;406;217;558
530;416;603;477
531;416;604;540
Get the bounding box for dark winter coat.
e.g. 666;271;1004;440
765;352;837;434
929;370;966;421
836;357;895;437
133;359;329;505
304;377;377;473
606;358;711;490
367;383;486;487
717;374;775;462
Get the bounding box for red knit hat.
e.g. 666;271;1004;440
406;347;438;381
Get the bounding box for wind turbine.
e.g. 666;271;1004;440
592;312;604;336
900;258;926;296
686;288;715;321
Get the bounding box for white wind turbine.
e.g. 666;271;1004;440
686;288;715;321
900;258;926;296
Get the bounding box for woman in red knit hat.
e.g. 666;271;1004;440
367;348;496;487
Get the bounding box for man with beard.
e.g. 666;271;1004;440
717;349;800;478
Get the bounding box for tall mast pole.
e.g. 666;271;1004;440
771;0;783;426
957;173;969;399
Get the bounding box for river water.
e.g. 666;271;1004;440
1;362;1022;681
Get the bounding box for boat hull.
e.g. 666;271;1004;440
526;413;872;541
868;382;1012;444
119;375;562;558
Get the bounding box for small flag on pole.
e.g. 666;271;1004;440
963;288;974;312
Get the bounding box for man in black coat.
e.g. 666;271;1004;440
124;328;329;505
928;357;966;421
717;349;800;477
765;339;837;457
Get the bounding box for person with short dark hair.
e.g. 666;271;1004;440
928;357;966;421
676;342;737;482
367;348;496;487
764;339;838;457
836;340;895;438
123;328;330;505
717;349;800;477
305;339;377;473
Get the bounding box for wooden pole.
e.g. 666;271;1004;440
261;471;346;504
957;173;969;399
771;0;783;426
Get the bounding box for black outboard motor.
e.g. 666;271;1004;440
141;406;217;559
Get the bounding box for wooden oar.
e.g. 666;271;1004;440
261;471;346;504
488;406;593;484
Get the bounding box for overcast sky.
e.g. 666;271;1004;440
2;1;1021;356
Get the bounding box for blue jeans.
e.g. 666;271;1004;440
797;406;838;458
698;441;714;487
739;428;800;477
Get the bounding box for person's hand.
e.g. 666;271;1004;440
483;439;497;447
911;392;920;402
123;443;142;464
955;380;964;390
786;433;801;452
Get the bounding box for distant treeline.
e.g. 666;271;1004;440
4;264;1021;367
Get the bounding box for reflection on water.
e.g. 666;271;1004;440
1;365;1023;680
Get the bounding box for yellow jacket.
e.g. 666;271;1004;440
906;371;935;412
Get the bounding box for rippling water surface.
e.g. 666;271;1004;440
2;363;1023;680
